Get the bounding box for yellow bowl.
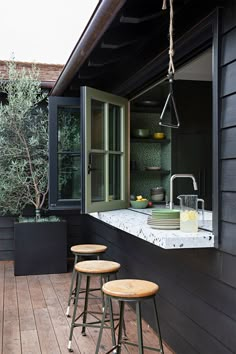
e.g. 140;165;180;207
153;132;165;139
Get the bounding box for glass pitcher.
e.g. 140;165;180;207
177;195;204;233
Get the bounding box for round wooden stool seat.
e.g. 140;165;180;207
102;279;159;299
96;279;164;353
75;260;120;274
71;244;107;254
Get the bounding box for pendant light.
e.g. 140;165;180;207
159;0;180;128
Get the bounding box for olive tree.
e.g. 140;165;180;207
0;61;48;218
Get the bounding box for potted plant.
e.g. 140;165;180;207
0;61;67;275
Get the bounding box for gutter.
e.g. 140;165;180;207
50;0;126;96
0;79;55;90
41;81;57;89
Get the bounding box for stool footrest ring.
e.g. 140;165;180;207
73;310;119;328
120;340;162;352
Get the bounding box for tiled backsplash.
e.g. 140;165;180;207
130;112;171;200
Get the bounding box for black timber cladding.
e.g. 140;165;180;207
84;215;236;354
0;217;15;260
219;0;236;256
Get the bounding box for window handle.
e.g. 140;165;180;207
88;154;97;174
88;164;97;174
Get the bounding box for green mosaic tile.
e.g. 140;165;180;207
130;112;172;201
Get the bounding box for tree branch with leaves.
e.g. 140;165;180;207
0;61;49;219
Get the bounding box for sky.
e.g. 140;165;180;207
1;0;99;64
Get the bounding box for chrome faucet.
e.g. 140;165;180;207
169;174;198;209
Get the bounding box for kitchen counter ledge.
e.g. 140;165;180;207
89;209;214;249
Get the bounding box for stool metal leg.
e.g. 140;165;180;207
97;253;105;306
81;275;91;336
108;297;116;349
73;271;79;305
118;301;128;340
66;254;79;316
153;298;164;354
116;300;124;354
95;295;118;354
114;273;127;340
68;272;82;352
100;275;105;310
136;301;144;354
95;294;109;354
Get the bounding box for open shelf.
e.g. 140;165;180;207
130;138;170;143
130;169;170;175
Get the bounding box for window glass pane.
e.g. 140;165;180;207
57;106;80;200
91;100;105;150
91;154;105;202
58;154;81;199
58;107;80;152
109;154;121;200
109;104;121;151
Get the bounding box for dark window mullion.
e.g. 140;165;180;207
49;96;80;210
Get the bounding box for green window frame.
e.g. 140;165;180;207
81;86;129;213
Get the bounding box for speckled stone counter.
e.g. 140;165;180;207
89;209;214;249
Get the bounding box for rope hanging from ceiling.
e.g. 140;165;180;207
159;0;180;128
162;0;174;73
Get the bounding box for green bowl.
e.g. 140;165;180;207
130;200;149;209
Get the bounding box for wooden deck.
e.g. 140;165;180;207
0;261;174;354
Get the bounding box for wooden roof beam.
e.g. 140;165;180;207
120;11;162;24
100;38;138;49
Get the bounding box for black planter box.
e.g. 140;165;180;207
14;221;67;276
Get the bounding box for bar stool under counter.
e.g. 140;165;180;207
96;279;164;354
68;260;120;352
66;244;107;317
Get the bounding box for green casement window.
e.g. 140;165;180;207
81;87;129;213
49;87;129;212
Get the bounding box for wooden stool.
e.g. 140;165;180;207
66;244;107;317
96;279;164;354
68;260;120;352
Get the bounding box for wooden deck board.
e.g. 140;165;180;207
0;261;174;354
39;274;81;354
3;262;21;354
16;276;37;332
21;329;41;354
0;262;4;354
27;275;47;310
34;307;61;354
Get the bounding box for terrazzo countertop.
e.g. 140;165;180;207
89;208;214;249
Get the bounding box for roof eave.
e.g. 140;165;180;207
50;0;126;96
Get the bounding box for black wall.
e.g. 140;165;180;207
83;215;236;354
219;0;236;256
172;81;212;210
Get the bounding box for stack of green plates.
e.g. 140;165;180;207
147;209;180;229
